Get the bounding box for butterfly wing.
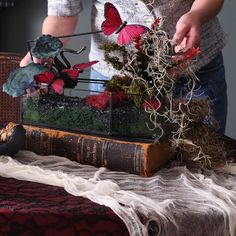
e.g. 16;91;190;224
102;2;123;36
73;60;98;70
117;25;148;45
51;79;65;94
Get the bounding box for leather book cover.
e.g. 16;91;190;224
5;122;173;176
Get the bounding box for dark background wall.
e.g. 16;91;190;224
0;0;92;94
0;0;235;138
0;0;47;53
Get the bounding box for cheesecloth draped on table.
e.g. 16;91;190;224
0;150;236;236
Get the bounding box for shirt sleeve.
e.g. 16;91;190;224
48;0;83;16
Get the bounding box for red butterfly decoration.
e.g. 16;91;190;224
73;60;99;71
102;2;148;45
51;79;65;94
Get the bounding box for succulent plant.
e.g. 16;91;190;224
31;34;63;59
3;63;49;97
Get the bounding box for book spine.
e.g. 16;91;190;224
78;137;145;174
18;124;147;175
5;123;173;176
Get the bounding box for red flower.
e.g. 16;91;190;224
62;69;80;79
86;91;110;109
51;79;65;94
173;47;200;63
86;90;128;110
34;71;55;84
143;99;161;110
133;35;142;50
182;47;200;61
111;90;128;103
151;18;161;29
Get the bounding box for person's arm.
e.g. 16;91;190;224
42;15;78;45
20;15;78;67
20;0;81;67
172;0;224;51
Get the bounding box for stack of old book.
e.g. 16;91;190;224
4;122;173;177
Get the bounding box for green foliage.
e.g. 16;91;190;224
105;75;131;91
105;76;158;107
22;98;109;132
100;43;128;70
113;112;162;139
24;111;40;122
22;95;164;140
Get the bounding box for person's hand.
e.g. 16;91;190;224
20;52;32;67
20;52;44;67
172;11;201;53
20;52;53;67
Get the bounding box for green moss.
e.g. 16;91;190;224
22;95;164;140
112;111;163;139
24;110;40;122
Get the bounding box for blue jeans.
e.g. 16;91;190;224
91;53;227;134
174;52;227;134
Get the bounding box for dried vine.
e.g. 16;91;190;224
100;16;231;169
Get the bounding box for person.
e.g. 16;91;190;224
20;0;227;134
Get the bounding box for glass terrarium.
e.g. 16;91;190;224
5;30;198;142
21;82;165;141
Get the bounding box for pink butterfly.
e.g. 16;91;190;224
101;2;148;45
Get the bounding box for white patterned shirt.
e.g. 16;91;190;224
48;0;227;78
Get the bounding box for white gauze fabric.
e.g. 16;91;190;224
0;150;236;236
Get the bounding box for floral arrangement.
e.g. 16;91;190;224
3;16;200;140
95;3;230;169
3;1;230;169
98;17;200;141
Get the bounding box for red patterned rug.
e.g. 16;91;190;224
0;176;128;235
